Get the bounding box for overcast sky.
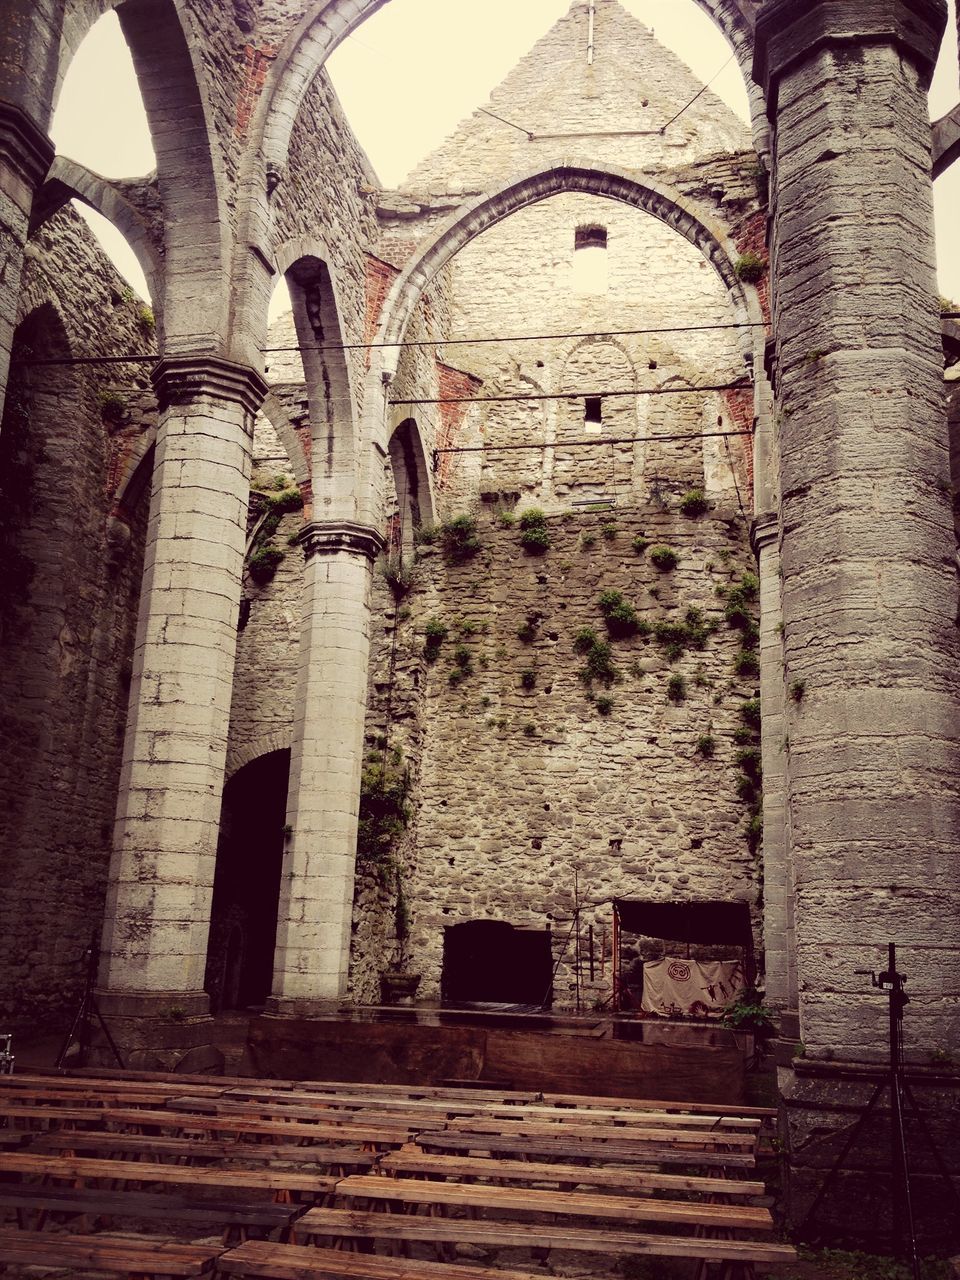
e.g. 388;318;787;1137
51;0;960;308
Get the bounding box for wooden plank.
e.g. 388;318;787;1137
220;1090;761;1130
219;1240;615;1280
447;1116;756;1147
415;1130;755;1168
0;1228;222;1276
0;1102;414;1145
333;1173;773;1230
542;1090;776;1118
295;1208;798;1264
24;1131;377;1168
0;1150;339;1194
0;1185;296;1229
378;1150;766;1197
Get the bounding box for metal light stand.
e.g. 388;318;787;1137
799;943;960;1274
54;933;125;1070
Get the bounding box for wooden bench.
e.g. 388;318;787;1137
378;1149;766;1198
446;1115;756;1148
332;1172;774;1232
292;1206;798;1266
0;1226;222;1278
217;1239;595;1280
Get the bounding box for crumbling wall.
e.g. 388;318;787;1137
0;207;155;1027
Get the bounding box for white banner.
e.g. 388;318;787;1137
640;957;745;1017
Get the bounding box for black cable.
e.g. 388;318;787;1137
392;380;749;407
477;106;533;139
659;51;737;134
435;428;751;456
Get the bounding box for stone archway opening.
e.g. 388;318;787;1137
205;749;290;1013
441;920;554;1009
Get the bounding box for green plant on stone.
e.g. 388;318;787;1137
600;522;617;542
414;522;439;547
423;617;448;663
790;679;806;702
137;304;155;333
740;698;761;729
357;748;410;872
734;649;760;680
734;251;767;284
520;525;551;555
679;488;709;518
523;722;538;738
520;668;537;690
382;555;413;601
631;534;649;555
598;590;640;639
248;542;284;584
574;628;619;689
596;695;614;716
452;644;472;676
581;532;596;550
97;389;128;426
649;545;679;571
696;734;716;758
667;673;686;703
441;514;481;564
736;746;762;779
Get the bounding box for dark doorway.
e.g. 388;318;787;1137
204;750;289;1012
442;921;553;1008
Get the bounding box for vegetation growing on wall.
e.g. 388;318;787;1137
246;477;304;585
357;745;411;876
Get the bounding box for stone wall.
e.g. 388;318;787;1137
0;206;155;1027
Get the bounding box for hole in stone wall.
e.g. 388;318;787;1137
584;396;603;434
442;921;554;1009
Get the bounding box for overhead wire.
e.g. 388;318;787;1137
391;380;750;407
14;321;766;368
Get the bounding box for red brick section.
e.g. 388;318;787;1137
236;44;277;136
364;254;401;358
434;361;482;491
733;209;770;326
722;383;755;498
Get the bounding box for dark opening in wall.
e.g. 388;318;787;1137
584;395;603;432
575;225;608;251
442;920;553;1008
204;749;289;1012
573;225;608;295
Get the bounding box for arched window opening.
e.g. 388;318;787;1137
573;224;608;295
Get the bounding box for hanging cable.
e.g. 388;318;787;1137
477;106;533;139
433;427;751;462
659;51;737;134
392;380;749;407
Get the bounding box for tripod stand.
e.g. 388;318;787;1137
54;933;125;1070
799;943;960;1276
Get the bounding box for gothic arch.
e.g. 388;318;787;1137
387;415;435;548
374;162;763;362
31;157;165;314
252;0;762;177
276;240;361;521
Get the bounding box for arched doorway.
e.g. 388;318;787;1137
205;749;290;1012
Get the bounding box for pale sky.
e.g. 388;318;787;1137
51;0;960;308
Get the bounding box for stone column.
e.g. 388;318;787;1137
756;0;960;1244
269;520;385;1011
756;0;959;1064
751;511;795;1016
0;102;54;419
98;357;267;1017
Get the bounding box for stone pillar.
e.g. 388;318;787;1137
0;102;54;419
269;520;385;1012
752;511;795;1016
98;357;267;1017
756;0;960;1244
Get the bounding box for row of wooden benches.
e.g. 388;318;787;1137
0;1067;796;1279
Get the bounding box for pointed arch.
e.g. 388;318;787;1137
276;238;360;521
387;415;434;552
375;162;763;363
31;158;164;313
251;0;762;177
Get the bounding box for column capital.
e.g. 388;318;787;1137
0;101;55;189
754;0;948;106
751;510;780;555
151;355;268;418
300;520;386;561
